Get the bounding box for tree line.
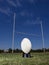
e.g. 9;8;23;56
0;48;49;53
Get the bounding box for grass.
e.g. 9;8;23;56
0;52;49;65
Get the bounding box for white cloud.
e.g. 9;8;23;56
20;11;25;16
20;11;26;16
0;0;3;2
28;0;37;5
20;11;33;17
7;0;16;7
29;0;37;3
29;0;34;3
24;17;41;26
16;0;22;7
7;0;22;7
0;8;10;16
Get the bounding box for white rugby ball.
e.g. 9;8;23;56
21;38;32;54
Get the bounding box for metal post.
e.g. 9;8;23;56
40;21;45;52
12;13;16;53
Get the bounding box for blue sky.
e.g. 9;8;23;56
0;0;49;50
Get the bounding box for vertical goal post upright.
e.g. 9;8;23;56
40;21;45;52
12;13;16;53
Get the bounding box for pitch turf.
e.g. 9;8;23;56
0;53;49;65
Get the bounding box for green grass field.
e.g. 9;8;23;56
0;53;49;65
